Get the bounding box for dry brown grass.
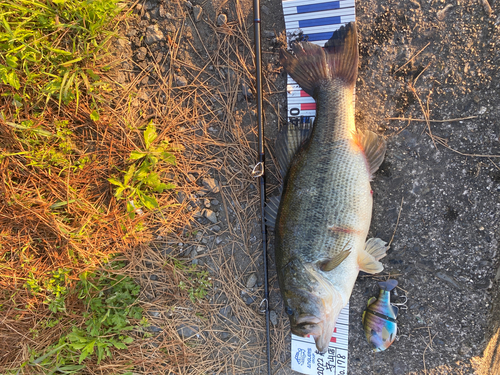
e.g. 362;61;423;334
0;0;289;373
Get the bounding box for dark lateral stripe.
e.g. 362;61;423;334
365;309;397;323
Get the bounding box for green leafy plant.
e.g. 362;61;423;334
24;268;70;313
23;262;143;372
109;122;179;218
7;119;90;173
178;263;212;304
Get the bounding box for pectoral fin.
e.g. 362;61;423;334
358;238;389;274
318;250;351;272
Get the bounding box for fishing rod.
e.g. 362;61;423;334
252;0;271;373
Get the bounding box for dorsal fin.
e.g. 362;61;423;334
275;121;313;178
264;195;281;228
353;130;387;179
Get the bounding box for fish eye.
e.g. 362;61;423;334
285;306;293;316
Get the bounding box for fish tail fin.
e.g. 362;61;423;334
378;279;398;291
279;22;358;97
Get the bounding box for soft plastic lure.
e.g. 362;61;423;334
362;279;399;352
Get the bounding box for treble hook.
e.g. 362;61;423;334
393;294;408;310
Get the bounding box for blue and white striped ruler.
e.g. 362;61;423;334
282;0;355;373
283;0;356;119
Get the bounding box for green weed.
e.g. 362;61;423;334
21;262;143;372
109;122;179;218
177;262;212;304
0;0;121;110
24;268;70;313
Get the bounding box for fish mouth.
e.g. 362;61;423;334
291;315;336;354
291;315;322;338
313;315;338;354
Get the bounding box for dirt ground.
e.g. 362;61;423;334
112;0;500;373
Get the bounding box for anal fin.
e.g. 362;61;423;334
358;238;389;274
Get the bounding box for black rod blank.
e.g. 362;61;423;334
253;1;271;374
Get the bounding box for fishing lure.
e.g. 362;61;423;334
362;279;399;352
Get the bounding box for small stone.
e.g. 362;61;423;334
136;47;147;61
215;236;223;244
202;178;220;193
204;198;211;208
269;310;278;326
392;361;407;375
263;30;275;38
219;305;232;318
190;248;198;259
261;4;270;15
459;345;471;356
203;209;218;223
138;91;149;101
177;191;186;203
159;5;167;18
193;5;203;22
175;75;188;87
211;199;220;205
246;273;258;288
241;82;252;99
177;324;199;338
150;274;158;281
217;14;227;26
145;25;164;45
116;71;127;84
148;310;160;318
478;106;487;115
141;75;149;85
148;325;163;333
211;225;221;232
144;0;156;10
246;296;255;305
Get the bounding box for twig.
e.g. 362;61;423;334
388;197;404;247
394;42;430;73
386;116;478;123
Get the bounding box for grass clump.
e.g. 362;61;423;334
17;262;143;374
0;0;122;111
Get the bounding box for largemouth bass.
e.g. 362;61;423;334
271;22;388;353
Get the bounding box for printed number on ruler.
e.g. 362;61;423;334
289;116;315;127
